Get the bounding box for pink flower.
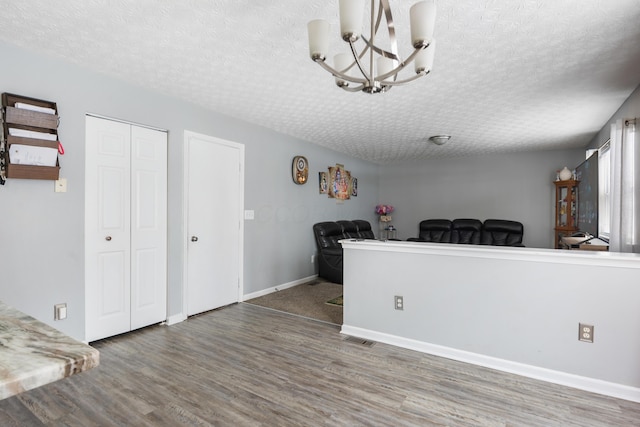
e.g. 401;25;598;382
375;204;394;215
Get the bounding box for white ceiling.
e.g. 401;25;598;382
1;0;640;164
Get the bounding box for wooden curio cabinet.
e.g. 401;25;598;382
554;179;579;248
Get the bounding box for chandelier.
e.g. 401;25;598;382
307;0;436;94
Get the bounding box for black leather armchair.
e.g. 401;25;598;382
451;219;483;244
313;219;375;284
407;219;452;243
313;221;345;284
480;219;524;246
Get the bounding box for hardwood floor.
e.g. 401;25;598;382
1;303;639;426
244;279;343;324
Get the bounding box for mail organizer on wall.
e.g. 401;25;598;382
1;92;61;181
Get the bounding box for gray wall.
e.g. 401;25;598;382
0;41;378;340
587;84;640;150
378;150;584;248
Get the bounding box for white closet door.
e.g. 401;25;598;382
86;116;167;342
130;126;167;330
85;116;132;342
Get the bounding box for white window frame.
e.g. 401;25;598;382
598;140;611;241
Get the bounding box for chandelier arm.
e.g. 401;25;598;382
335;41;371;75
360;0;401;63
342;40;371;74
381;70;428;87
315;59;368;84
373;0;383;35
360;37;400;61
361;1;399;60
349;40;372;83
376;45;429;82
379;0;399;59
368;0;375;86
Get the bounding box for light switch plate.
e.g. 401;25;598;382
55;178;67;193
244;210;255;220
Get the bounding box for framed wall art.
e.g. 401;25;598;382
292;155;308;185
328;163;351;200
319;171;328;194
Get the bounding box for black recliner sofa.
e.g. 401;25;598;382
312;220;374;284
408;218;524;247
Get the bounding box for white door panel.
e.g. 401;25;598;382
95;251;130;338
130;125;167;330
86;117;131;342
132;247;159;307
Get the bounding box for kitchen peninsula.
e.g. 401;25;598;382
0;301;99;400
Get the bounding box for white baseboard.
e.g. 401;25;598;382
341;324;640;403
164;276;318;326
242;275;318;301
165;274;318;326
165;313;187;326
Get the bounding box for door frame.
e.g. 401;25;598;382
182;130;245;319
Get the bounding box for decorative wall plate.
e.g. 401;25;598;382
292;155;308;185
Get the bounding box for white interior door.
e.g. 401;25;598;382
86;116;167;342
184;131;244;316
85;117;132;342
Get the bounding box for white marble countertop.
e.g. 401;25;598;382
0;301;100;400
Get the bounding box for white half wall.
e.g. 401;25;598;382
341;239;640;402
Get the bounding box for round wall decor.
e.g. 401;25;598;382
292;155;309;184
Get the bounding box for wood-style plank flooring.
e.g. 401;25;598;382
1;303;639;426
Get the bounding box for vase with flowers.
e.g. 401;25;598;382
375;204;394;236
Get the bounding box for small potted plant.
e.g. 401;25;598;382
375;204;394;223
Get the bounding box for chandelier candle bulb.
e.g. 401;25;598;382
307;19;330;61
410;0;437;48
339;0;365;41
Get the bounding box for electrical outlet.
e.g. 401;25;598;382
54;303;67;320
394;295;404;310
311;255;315;264
579;323;594;343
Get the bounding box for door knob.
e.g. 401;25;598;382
191;236;198;242
105;236;112;241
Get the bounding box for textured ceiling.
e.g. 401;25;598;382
1;0;640;164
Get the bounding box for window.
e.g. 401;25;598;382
598;140;611;241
